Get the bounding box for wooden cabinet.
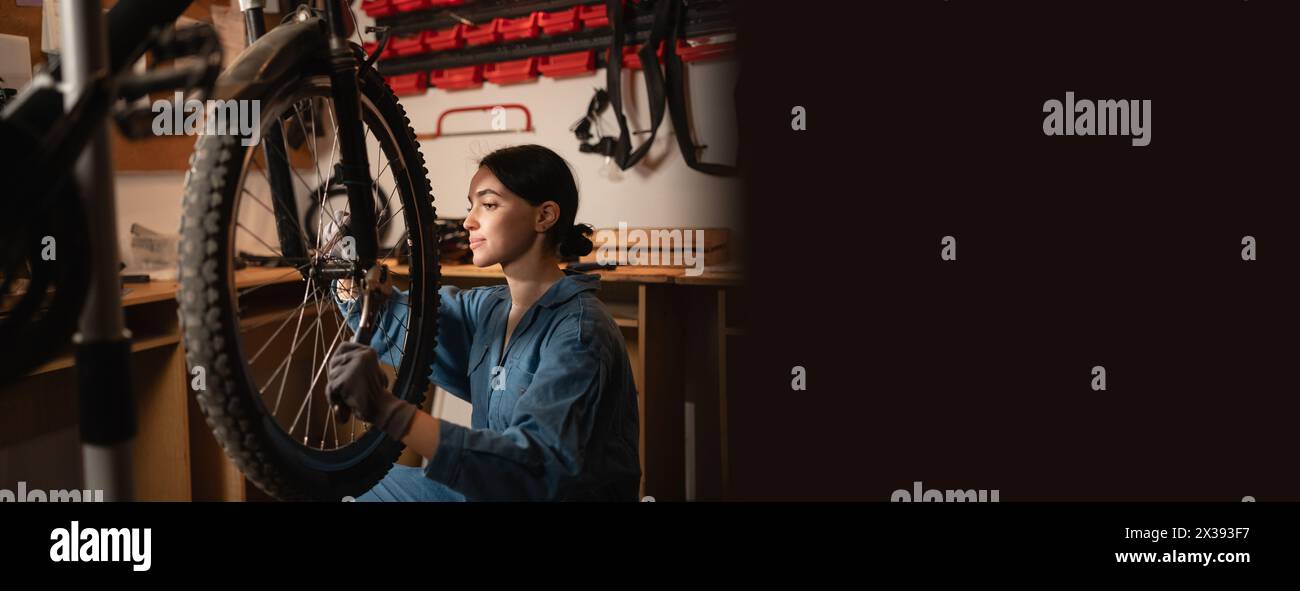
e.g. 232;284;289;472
0;280;193;500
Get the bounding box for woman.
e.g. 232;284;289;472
327;144;641;501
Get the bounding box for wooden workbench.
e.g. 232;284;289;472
0;262;744;501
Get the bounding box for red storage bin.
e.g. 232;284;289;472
539;50;595;78
363;40;397;59
422;24;464;51
389;33;426;57
578;3;609;29
361;0;396;18
676;37;735;62
620;42;663;69
386;72;428;96
429;65;484;90
463;18;503;46
500;12;541;41
483;57;539;85
539;7;582;35
392;0;430;13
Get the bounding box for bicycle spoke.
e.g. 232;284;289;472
310;276;333;447
312;280;343;450
247;291;316;365
376;207;408;262
293;100;325;201
287;305;324;422
260;121;325;208
266;279;315;413
245;152;312;252
241;187;278;219
289;297;353;436
257;319;320;397
318;100;342;253
237;263;312;301
236;221;289;259
307;99;351;240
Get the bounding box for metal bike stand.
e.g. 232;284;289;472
63;0;136;502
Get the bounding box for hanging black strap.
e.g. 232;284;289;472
576;0;672;169
663;7;738;176
576;0;737;176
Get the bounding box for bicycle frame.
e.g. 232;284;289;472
61;0;135;503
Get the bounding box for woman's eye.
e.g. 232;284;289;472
482;203;498;211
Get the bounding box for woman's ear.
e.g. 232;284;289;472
535;200;560;233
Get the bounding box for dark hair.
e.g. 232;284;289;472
478;145;593;258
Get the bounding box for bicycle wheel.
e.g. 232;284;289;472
179;56;439;501
0;176;90;387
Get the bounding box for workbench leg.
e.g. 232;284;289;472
639;284;686;501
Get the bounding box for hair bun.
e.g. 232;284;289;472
559;223;594;258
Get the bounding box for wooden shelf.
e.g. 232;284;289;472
435;262;681;284
673;270;744;286
27;332;181;377
122;280;181;307
239;302;323;332
604;301;640;329
359;259;734;286
118;266;307;308
234;266;309;290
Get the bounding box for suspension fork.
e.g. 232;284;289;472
244;1;378;268
323;0;380;271
241;0;308;265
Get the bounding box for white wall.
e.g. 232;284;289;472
112;55;743;263
401;57;743;232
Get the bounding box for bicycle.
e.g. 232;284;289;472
0;0;441;501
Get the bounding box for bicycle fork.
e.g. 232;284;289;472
244;1;381;278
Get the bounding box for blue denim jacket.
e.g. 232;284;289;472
337;271;641;501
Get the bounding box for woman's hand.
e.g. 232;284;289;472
326;341;416;438
335;277;357;300
333;271;393;302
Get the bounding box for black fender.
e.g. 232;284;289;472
213;16;333;102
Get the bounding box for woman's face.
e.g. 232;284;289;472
463;167;547;267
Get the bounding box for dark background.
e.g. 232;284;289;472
730;0;1300;501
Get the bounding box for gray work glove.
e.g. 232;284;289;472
326;341;416;439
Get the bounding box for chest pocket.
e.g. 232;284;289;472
488;366;535;431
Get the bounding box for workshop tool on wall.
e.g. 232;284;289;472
414;103;534;140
